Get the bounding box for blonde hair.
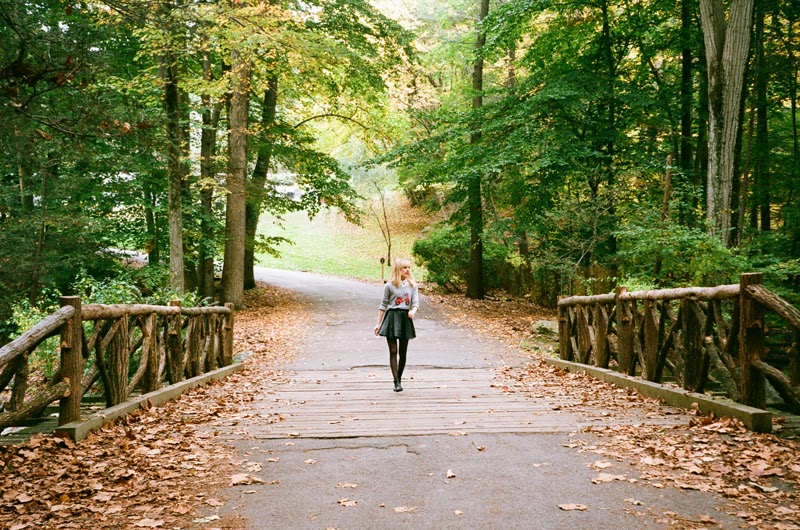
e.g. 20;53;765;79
390;257;416;288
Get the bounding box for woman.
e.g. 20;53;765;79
373;258;419;392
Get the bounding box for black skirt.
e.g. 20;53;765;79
378;309;416;340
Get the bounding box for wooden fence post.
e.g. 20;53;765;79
59;296;82;425
223;303;234;366
682;299;705;391
642;300;659;380
593;305;609;368
557;298;569;360
167;300;184;383
141;314;160;393
615;287;634;375
740;273;766;408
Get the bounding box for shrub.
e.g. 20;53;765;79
412;224;509;291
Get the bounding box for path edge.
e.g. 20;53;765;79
544;358;772;433
55;362;246;442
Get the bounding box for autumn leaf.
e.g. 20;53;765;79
231;473;265;485
591;473;626;484
558;503;588;511
134;519;164;528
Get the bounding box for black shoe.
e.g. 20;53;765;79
394;380;403;392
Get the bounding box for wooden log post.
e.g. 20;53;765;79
106;316;130;406
615;287;634;375
59;296;82;425
682;299;706;391
593;305;609;368
141;314;160;393
222;303;234;366
167;300;184;383
9;351;29;411
558;298;570;360
740;273;767;409
642;300;659;381
576;305;592;364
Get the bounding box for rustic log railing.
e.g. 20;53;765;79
558;273;800;410
0;297;234;430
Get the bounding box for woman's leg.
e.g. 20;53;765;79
398;338;409;381
386;338;401;391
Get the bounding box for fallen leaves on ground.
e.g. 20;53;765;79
435;290;800;529
0;283;308;530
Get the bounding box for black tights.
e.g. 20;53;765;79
387;338;409;382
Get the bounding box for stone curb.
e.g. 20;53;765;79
55;362;246;442
544;358;772;433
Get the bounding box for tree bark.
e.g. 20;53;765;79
198;51;220;300
143;180;160;266
699;0;754;246
680;0;694;182
162;46;185;293
221;49;251;308
753;2;770;231
467;0;489;300
244;76;279;290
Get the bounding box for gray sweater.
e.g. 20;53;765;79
379;281;419;311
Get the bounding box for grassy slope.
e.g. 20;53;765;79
255;195;433;281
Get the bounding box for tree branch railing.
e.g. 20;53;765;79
557;273;800;411
0;297;234;430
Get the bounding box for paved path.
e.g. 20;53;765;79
215;268;738;529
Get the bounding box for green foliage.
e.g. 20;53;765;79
616;213;745;287
412;224;508;291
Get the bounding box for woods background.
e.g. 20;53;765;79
1;0;798;345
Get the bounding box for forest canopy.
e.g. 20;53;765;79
1;0;799;342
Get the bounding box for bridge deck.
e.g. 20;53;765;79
242;366;685;440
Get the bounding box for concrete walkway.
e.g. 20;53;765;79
215;268;737;529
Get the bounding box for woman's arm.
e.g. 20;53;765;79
408;286;419;319
374;309;385;335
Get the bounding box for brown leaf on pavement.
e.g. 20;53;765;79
558;503;588;511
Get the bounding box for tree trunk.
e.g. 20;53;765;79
788;13;800;254
467;0;490;300
699;0;755;247
730;64;748;246
695;35;709;214
600;0;617;268
244;76;279;291
18;164;34;213
679;0;694;225
162;48;185;294
753;2;770;231
221;50;251;308
143;180;160;266
198;51;219;300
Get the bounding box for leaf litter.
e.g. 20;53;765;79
435;290;800;529
0;283;308;530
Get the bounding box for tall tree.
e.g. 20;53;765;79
752;0;770;231
699;0;754;246
467;0;490;300
220;48;251;308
